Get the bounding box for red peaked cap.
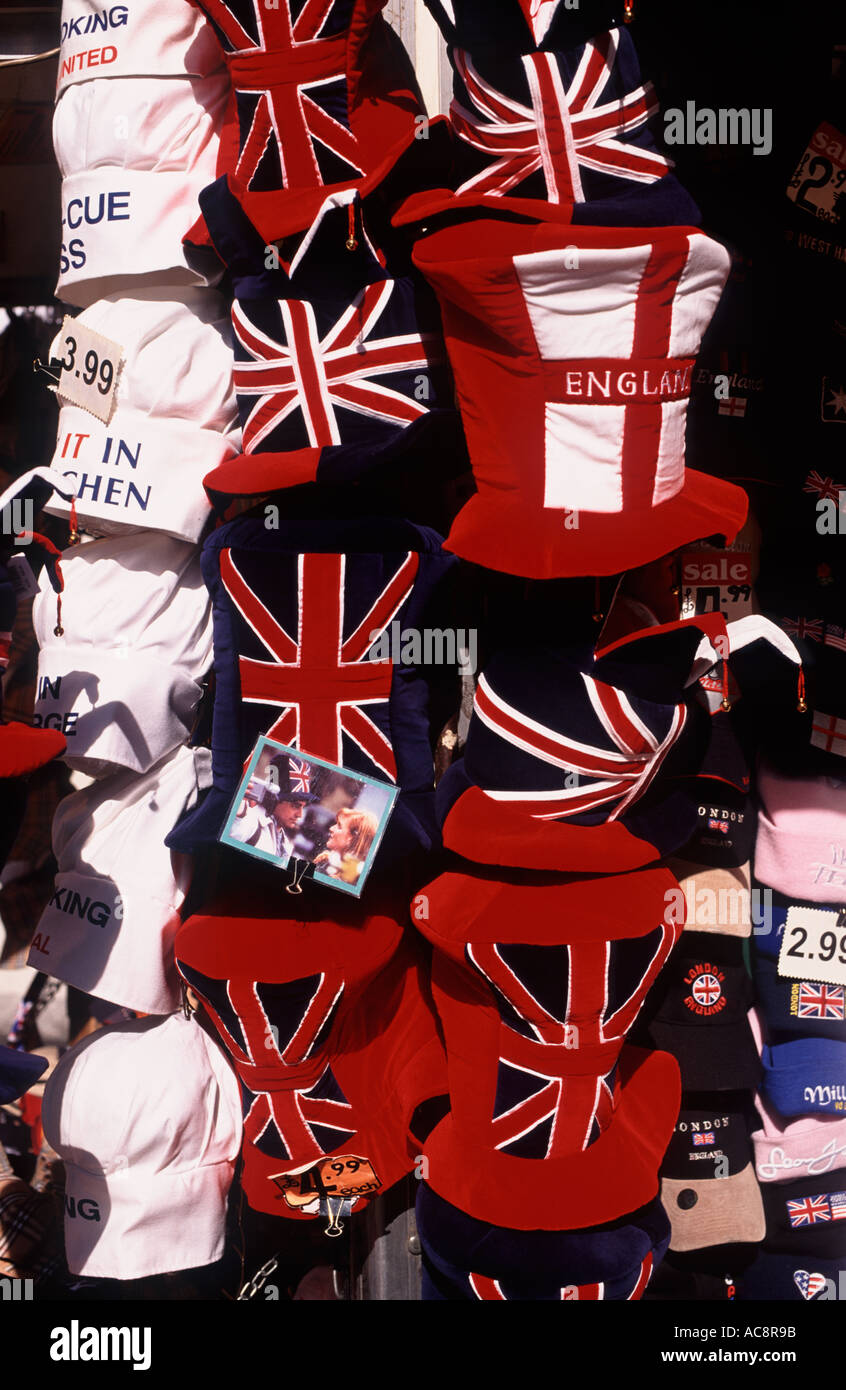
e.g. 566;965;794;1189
414;864;683;1229
439;612;731;874
175;890;445;1220
403;201;748;578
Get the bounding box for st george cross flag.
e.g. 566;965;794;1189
199;181;452;499
410;210;747;578
166;514;456;856
446;27;698;226
190;0;423;230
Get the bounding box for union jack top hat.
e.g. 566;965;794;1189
175;890;446;1220
407;207;748;578
414;863;683;1229
188;0;425;241
197;180;453;500
267;752;320;803
438;613;745;874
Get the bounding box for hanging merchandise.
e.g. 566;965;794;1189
42;289;241;541
32;530;213;777
658;1099;766;1253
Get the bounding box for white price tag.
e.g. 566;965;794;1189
787;122;846;227
778;905;846;987
55;315;122;424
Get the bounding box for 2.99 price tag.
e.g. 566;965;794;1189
787;121;846;227
778;905;846;987
54;315;122;424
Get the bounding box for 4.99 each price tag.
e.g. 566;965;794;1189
55;315;122;424
778;905;846;987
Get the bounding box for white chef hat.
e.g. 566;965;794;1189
33;531;213;777
42;1013;242;1279
28;744;212;1015
57;0;225;96
44;289;240;543
54;73;227;305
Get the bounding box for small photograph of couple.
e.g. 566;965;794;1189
221;738;398;897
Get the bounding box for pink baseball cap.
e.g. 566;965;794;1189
755;761;846;904
752;1094;846;1185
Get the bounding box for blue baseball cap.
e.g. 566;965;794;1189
761;1037;846;1118
738;1253;846;1301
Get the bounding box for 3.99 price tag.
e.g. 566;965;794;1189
778;905;846;987
54;315;122;424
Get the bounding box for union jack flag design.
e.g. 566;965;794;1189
782;617;824;643
287;757;312;794
795;982;846;1021
177;960;355;1164
449;28;671;204
708;818;729;833
197;0;404;194
232;281;438;458
219;545;419;781
465;1252;654;1301
468;667;687;822
803;470;843;502
787;1195;831;1227
692;1132;715;1146
466;923;677;1159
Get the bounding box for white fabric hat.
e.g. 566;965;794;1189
42;1013;242;1279
33;531;213;777
44;290;240;543
57;0;224;95
28;744;212;1014
54;74;226;306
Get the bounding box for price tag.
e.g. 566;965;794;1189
787;122;846;227
679;548;754;623
778;905;846;987
54;316;122;425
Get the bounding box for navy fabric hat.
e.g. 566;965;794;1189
762;1170;846;1257
633;932;760;1090
416;1184;669;1301
644;1256;742;1301
438;615;743;875
433;24;699;228
196;179;455;503
166;515;456;861
0;1045;48;1105
738;1253;846;1301
761;1037;846;1119
754;955;846;1044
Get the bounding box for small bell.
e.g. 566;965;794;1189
345;203;358;252
623;0;634;21
797;669;807;714
721;696;732;712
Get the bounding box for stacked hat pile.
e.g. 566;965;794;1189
737;762;846;1301
30;0;247;1282
157;2;460;1245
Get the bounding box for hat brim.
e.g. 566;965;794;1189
443;470;749;580
662;1163;765;1252
0;1045;49;1105
0;724;67;779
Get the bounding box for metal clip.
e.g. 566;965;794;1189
285;859;308;895
32;358;60;384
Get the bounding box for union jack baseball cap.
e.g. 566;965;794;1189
42;1013;242;1279
761;1169;846;1258
633;931;761;1091
43;290;241;545
405;208;748;578
660;1098;765;1252
416;1184;669;1301
754;956;846;1044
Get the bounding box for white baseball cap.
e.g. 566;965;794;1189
54;73;227;306
42;1013;242;1279
57;0;225;96
44;289;240;543
28;744;212;1014
33;531;213;777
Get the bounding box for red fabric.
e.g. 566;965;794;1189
413;866;682;1227
175;900;446;1219
409;212;747;578
0;725;66;779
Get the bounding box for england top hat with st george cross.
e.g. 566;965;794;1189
403;204;748;578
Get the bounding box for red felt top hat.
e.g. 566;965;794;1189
413;864;683;1228
175;888;446;1222
405;204;748;578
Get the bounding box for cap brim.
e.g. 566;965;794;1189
443;471;749;580
0;724;67;778
662;1163;765;1252
648;1017;762;1090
